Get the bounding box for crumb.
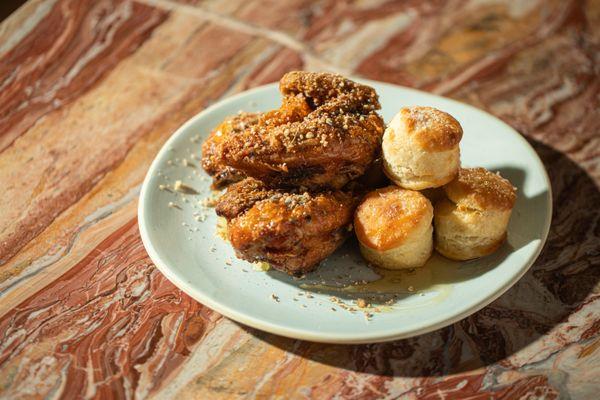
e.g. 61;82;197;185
199;193;220;208
252;262;270;272
356;298;367;308
271;294;280;302
408;286;415;292
174;180;198;194
168;202;181;209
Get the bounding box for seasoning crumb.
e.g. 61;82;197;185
168;202;181;209
252;262;271;272
331;307;337;312
199;193;220;208
356;298;368;308
408;286;415;292
174;180;198;194
271;294;280;302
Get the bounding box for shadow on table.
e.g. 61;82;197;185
238;138;600;377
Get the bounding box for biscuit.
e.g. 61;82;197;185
434;167;516;260
354;186;433;269
382;106;462;190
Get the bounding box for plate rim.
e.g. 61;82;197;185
138;80;553;344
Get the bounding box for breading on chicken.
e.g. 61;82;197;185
221;72;384;189
216;178;357;275
201;112;259;189
202;71;384;190
201;93;312;188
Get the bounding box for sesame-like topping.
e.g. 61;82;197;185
445;167;517;211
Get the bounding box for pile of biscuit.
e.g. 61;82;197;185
354;106;517;269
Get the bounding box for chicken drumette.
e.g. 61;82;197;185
201;112;259;189
202;71;384;190
202;94;312;189
216;178;357;275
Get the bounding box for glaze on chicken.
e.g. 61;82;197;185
202;71;384;190
216;178;356;275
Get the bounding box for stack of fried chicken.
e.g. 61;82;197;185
202;71;385;275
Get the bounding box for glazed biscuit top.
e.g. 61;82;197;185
354;186;433;251
390;106;463;152
445;167;517;211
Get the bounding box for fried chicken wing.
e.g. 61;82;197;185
220;71;385;189
216;178;357;275
201;112;259;189
202;94;312;188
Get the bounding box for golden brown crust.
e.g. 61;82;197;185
221;71;384;189
400;106;462;152
444;167;516;211
354;186;432;251
279;71;380;112
201;112;259;188
202;95;312;189
435;233;507;261
216;178;357;275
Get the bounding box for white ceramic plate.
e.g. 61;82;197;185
138;79;552;344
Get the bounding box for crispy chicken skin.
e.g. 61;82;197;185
201;112;259;189
216;178;357;275
220;71;385;189
201;94;312;188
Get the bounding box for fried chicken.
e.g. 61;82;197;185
216;178;357;275
218;71;385;190
201;112;258;189
201;94;312;188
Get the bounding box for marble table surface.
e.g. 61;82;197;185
1;0;599;398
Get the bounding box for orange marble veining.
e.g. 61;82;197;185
0;0;598;399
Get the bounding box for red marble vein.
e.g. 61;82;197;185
0;218;217;399
0;0;599;398
0;0;168;152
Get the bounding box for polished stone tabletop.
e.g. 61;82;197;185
0;0;598;398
